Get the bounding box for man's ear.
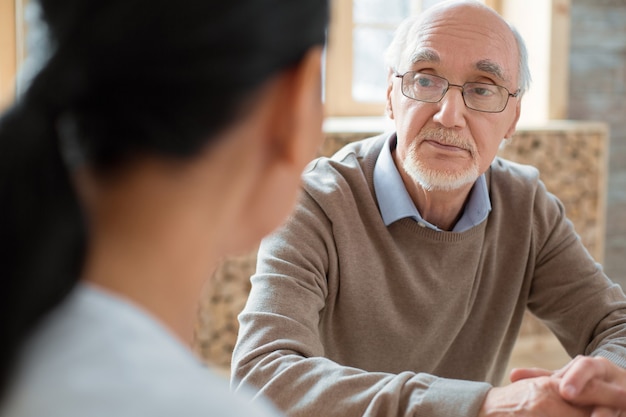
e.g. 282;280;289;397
504;99;522;139
385;69;395;120
263;46;324;170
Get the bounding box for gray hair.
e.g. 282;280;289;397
509;23;531;95
384;12;532;96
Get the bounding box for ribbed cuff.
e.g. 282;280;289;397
594;350;626;369
420;377;492;417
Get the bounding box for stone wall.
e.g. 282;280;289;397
195;121;609;373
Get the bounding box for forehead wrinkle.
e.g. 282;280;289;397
407;49;511;84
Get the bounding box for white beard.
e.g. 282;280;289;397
402;129;480;191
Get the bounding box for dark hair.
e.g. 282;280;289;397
0;0;327;397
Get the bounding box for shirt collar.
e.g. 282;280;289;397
373;134;491;232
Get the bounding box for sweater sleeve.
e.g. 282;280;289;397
231;190;491;417
527;180;626;368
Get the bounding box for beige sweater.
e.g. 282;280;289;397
232;133;626;417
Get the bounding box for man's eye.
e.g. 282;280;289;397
416;76;434;87
468;86;496;97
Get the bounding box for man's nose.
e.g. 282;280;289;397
432;85;467;129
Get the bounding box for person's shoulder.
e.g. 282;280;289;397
4;286;283;417
489;157;566;223
304;133;387;174
489;156;543;195
5;367;281;417
329;132;389;163
117;361;283;417
488;157;548;210
490;157;540;183
301;133;388;192
294;134;382;210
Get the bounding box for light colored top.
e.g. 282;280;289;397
232;133;626;417
2;283;281;417
373;133;491;231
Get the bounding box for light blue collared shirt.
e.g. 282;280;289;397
373;135;491;232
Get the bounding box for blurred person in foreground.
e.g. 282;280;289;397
231;1;626;416
0;0;327;416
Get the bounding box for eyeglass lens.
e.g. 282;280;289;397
400;72;511;113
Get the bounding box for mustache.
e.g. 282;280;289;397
418;128;476;155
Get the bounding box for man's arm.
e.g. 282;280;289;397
230;192;491;416
479;376;591;417
230;191;591;417
524;182;626;360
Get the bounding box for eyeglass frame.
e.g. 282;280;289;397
393;71;521;114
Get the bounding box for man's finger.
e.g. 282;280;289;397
563;379;626;410
560;356;610;398
509;367;553;382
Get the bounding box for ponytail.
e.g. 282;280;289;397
0;88;86;397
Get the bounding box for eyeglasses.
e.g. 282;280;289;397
394;71;520;113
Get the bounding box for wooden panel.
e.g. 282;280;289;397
485;0;503;12
0;0;17;110
325;0;387;117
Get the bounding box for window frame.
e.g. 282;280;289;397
0;0;27;110
324;0;504;117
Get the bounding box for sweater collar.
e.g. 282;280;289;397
373;134;491;232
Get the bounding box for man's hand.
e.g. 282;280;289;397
511;356;626;417
479;375;591;417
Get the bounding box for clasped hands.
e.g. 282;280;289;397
479;355;626;417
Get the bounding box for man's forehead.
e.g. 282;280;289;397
406;47;509;83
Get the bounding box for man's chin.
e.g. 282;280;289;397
411;169;479;192
403;156;479;191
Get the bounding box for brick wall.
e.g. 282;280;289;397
569;0;626;286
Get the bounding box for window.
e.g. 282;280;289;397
324;0;501;117
1;0;569;125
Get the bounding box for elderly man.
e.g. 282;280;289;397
232;1;626;416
